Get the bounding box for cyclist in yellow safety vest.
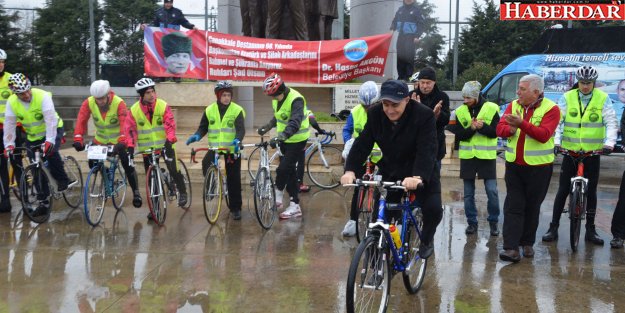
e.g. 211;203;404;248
447;81;501;237
0;49;25;213
125;77;188;216
340;81;381;237
3;73;73;218
542;66;618;246
73;80;143;208
296;110;327;193
186;81;246;220
258;72;309;219
496;74;561;263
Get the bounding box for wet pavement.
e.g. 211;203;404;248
2;175;625;312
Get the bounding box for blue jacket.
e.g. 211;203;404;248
152;7;195;30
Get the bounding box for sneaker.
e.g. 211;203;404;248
178;193;188;207
610;237;624;249
57;179;76;192
275;187;284;209
299;184;311;192
133;192;143;208
279;202;302;219
342;220;357;237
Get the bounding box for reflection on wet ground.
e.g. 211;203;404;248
1;177;625;312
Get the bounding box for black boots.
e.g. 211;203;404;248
585;225;604;245
465;223;477;235
542;223;559;242
489;222;499;236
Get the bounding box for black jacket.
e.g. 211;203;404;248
410;85;450;160
345;99;440;193
446;97;499;180
152;7;195;30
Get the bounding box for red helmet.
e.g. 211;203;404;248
262;72;283;96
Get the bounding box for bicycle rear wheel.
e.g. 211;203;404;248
346;235;391;313
569;186;584;252
21;164;52;224
177;158;192;210
356;186;375;243
62;156;83;208
146;165;167;225
402;208;427;294
254;167;277;229
111;162;127;210
84;165;106;226
203;165;222;224
307;145;343;189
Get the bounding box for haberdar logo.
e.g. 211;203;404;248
500;1;625;20
343;40;368;62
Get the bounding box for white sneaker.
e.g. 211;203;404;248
275;187;284;209
342;220;357;237
279;201;302;219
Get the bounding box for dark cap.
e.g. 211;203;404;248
162;32;192;57
379;80;409;103
418;67;436;81
164;0;173;3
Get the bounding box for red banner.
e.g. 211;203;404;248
144;27;392;84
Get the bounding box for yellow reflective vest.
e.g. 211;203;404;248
130;99;168;152
205;102;245;154
504;98;556;165
0;72;12;124
456;101;499;160
351;104;382;163
88;95;123;144
561;88;608;152
7;88;63;142
272;88;310;143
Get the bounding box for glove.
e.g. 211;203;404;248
257;127;268;136
553;145;562;155
186;134;200;145
4;145;14;159
602;147;613;156
319;129;327;135
232;138;241;154
43;141;54;157
73;141;85;152
113;142;126;155
269;136;284;149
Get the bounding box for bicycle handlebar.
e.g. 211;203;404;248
560;149;602;158
343;179;423;191
190;146;230;163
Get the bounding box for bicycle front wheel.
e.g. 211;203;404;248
307;145;343;189
63;155;83;208
254;167;277;229
111;162;127;210
346;235;391;313
146;165;167;226
402;208;427;294
84;165;106;226
247;146;280;180
21;164;52;224
178;158;192;210
356;186;375;243
569;185;584;252
203;165;222;224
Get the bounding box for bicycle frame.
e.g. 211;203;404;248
563;150;599;218
143;148;167;203
86;144;121;198
26;147;74;199
266;131;335;165
191;146;230;186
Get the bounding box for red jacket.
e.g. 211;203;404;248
124;98;177;149
73;91;128;145
496;98;560;166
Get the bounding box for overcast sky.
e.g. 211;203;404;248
3;0;485;52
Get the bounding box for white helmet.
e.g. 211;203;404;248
8;73;31;93
90;80;110;98
134;77;155;92
358;81;379;106
0;49;6;60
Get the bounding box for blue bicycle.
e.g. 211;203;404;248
344;180;427;313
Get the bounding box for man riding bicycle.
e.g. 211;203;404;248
542;65;618;245
3;73;73;217
73;80;143;208
125;77;188;216
258;73;309;219
340;80;443;259
186;81;246;220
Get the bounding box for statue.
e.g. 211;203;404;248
240;0;267;38
266;0;308;40
308;0;338;40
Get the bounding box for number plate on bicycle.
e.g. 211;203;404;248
87;145;109;160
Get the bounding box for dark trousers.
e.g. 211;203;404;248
611;169;625;238
0;128;24;201
396;58;415;81
552;155;600;228
202;152;242;211
502;162;553;249
276;140;306;204
296;144;307;185
27;128;70;200
266;0;308;40
142;147;186;195
88;148;139;192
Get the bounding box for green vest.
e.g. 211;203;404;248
130;99;168;152
272;88;310;143
560;88;608;151
205;101;245;154
504;98;556;165
456;101;499;160
8;88;63;142
351;104;382;163
0;72;12;124
88;95;123;144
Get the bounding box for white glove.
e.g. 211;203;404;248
342;138;355;160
